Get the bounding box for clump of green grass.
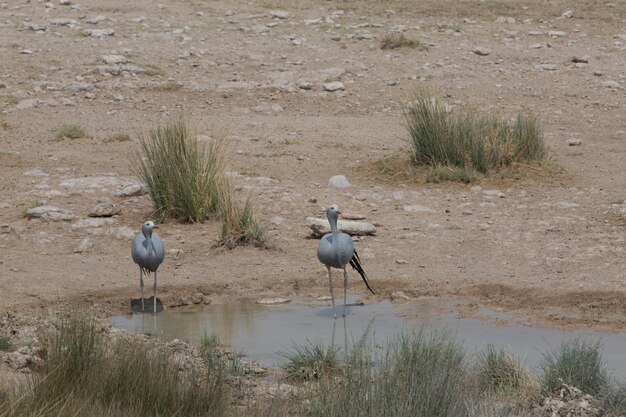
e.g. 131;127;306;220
103;133;130;143
136;117;269;247
56;124;87;140
404;91;547;174
2;313;229;417
279;340;341;381
305;330;472;417
475;345;536;398
218;195;269;249
144;64;165;77
135;118;226;223
0;336;13;352
381;33;425;50
539;339;609;396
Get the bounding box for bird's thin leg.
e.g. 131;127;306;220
342;266;348;317
327;266;336;319
139;268;145;312
153;270;158;314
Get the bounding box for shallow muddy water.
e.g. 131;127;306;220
111;298;626;381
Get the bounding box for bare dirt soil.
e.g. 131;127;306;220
0;0;625;331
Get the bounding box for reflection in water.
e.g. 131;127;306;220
111;298;626;381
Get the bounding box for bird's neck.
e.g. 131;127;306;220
145;233;155;256
329;216;339;240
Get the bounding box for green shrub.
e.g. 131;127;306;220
279;340;341;380
475;345;535;398
135;118;226;223
218;196;269;249
539;339;609;396
381;33;425;50
56;124;87;140
1;313;229;417
404;92;547;174
304;330;473;417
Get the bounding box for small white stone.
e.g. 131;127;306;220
323;81;345;92
328;175;350;188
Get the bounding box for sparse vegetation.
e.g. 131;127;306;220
539;339;609;396
0;336;12;352
103;133;131;143
475;345;536;399
381;33;425;50
56;124;88;140
279;340;340;380
403;91;548;175
0;313;229;417
144;64;166;77
135;117;268;247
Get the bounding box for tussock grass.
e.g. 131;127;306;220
539;339;609;396
0;336;12;352
279;340;340;381
103;133;130;143
381;33;425;50
218;194;269;249
135;118;226;223
304;330;471;417
56;124;87;140
404;91;548;175
136;117;269;247
0;313;228;417
475;345;536;399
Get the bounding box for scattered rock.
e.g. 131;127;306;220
168;248;184;259
571;56;588;63
473;46;491;56
403;205;434;213
602;80;620;89
86;15;107;24
100;54;127;65
14;99;40;110
296;80;312;90
391;290;410;301
25;205;75;221
482;189;506;198
567;138;582;146
84;28;115;38
74;236;95;253
535;63;558;71
256;297;291;305
328;175;350;188
323;81;345;92
88;202;121;217
64;81;93;91
547;30;567;37
191;292;204;304
560;10;574;19
270;10;289;19
306;217;376;237
70;217;116;230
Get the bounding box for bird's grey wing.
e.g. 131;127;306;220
317;233;334;265
152;234;165;264
336;233;355;266
349;248;375;295
131;234;145;264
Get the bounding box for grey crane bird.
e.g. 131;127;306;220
317;204;374;318
131;220;165;313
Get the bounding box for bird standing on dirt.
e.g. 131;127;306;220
317;204;375;318
131;220;165;313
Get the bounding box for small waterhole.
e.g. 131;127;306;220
111;298;626;381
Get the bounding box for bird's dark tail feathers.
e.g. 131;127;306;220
349;249;375;294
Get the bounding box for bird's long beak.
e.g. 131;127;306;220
153;224;160;229
336;208;342;215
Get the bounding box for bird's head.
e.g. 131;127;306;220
142;220;158;236
326;204;341;220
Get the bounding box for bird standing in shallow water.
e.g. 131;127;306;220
131;220;165;313
317;204;374;318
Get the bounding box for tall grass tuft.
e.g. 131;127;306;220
279;340;341;380
56;124;87;140
135;118;226;223
380;33;425;50
218;196;268;249
304;330;472;417
475;345;535;398
404;91;548;174
1;313;229;417
539;339;609;396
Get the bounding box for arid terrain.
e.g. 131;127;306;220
0;0;625;334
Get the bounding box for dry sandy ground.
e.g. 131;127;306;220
0;0;625;331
